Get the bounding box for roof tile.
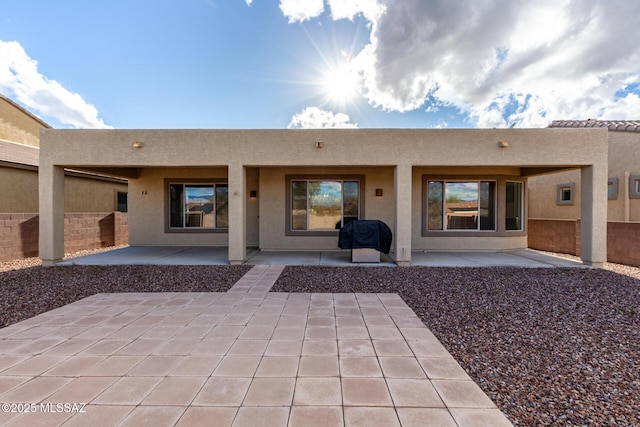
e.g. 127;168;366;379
548;119;640;132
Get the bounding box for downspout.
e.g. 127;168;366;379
624;171;630;222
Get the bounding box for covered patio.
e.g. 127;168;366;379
56;246;584;268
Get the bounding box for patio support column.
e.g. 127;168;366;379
394;163;412;266
39;163;65;266
228;164;247;265
580;164;607;267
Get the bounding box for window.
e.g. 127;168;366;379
168;183;228;229
117;192;128;213
607;177;618;200
556;183;574;205
289;179;360;232
630;175;640;199
427;181;496;231
505;182;523;231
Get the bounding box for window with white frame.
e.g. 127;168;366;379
556;183;574;205
505;181;524;231
168;183;228;229
290;179;360;231
427;181;496;231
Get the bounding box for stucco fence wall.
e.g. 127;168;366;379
528;219;640;267
0;212;128;262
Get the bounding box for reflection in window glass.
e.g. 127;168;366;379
427;181;443;230
169;183;226;229
309;181;342;230
427;180;496;231
561;187;572;201
505;182;523;230
291;181;308;230
291;180;360;231
446;182;478;230
185;185;214;228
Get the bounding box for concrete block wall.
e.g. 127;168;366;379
0;213;39;260
0;212;128;262
114;212;129;247
529;218;640;267
607;222;640;267
527;219;580;256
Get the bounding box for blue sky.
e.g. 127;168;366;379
1;0;639;130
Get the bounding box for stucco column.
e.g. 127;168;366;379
394;163;412;266
580;164;607;267
228;164;247;265
39;164;65;266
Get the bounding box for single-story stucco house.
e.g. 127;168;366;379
38;128;608;267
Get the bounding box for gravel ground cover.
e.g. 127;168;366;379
272;266;640;426
0;264;251;328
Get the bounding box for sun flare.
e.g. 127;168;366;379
322;65;359;104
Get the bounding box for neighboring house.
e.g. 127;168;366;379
528;120;640;222
0;94;129;261
38;128;608;267
0;94;128;213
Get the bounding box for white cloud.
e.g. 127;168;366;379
288;106;358;128
327;0;385;22
0;40;112;129
288;0;640;127
279;0;324;23
245;0;252;5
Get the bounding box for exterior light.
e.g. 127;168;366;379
498;140;509;148
249;190;257;199
375;188;383;197
315;141;324;149
133;141;143;148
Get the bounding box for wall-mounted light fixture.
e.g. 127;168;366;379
133;141;144;148
498;140;509;148
375;188;383;197
315;140;324;149
249;190;257;199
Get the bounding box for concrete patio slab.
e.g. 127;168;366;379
0;265;514;426
56;245;584;268
410;249;585;268
57;246;230;266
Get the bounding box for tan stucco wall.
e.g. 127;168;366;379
528;169;582;219
528;131;639;221
0;97;45;147
128;167;234;246
0;167;127;213
0;167;39;212
258;166;394;250
65;176;128;212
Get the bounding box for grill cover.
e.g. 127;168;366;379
338;220;393;254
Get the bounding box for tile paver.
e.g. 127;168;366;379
0;264;513;426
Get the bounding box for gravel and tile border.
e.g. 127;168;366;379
272;266;640;426
0;265;251;328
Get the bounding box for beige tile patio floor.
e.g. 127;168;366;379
0;265;513;426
